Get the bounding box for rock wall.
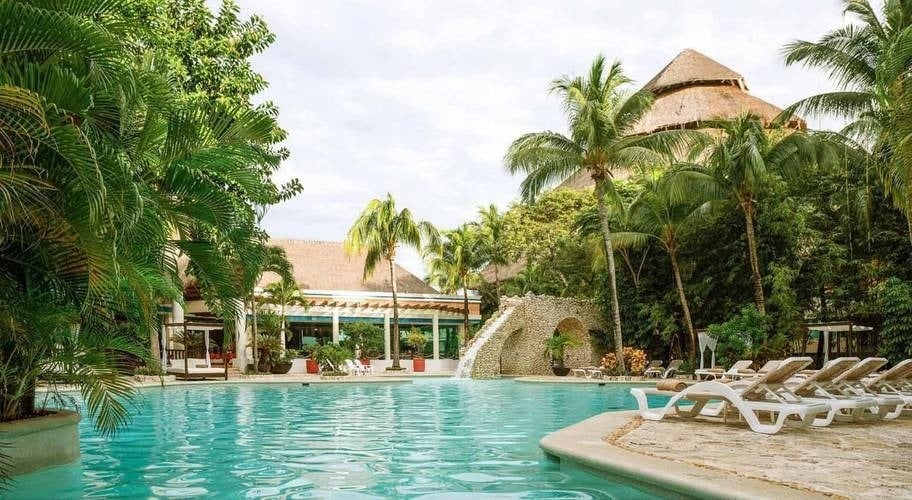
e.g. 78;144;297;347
469;295;605;378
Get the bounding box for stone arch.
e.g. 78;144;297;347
468;295;606;378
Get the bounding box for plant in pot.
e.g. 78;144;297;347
405;328;428;372
543;333;581;376
271;348;298;374
341;321;384;366
312;344;353;377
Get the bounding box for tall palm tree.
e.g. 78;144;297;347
504;55;696;372
611;171;714;362
345;194;439;369
691;114;828;315
476;204;509;300
263;278;309;351
783;0;912;243
426;224;487;338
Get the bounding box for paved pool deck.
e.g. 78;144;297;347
541;408;912;499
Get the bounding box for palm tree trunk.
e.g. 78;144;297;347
595;181;626;373
741;200;766;315
494;265;501;301
279;301;286;353
668;248;696;363
906;213;912;247
462;275;470;339
250;295;259;374
389;258;401;369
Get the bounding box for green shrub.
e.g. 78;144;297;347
340;321;384;359
706;306;772;367
875;278;912;363
405;327;428;358
312;344;353;371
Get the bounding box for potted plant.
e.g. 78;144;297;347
302;347;319;374
543;333;581;376
271;348;297;374
406;328;428;372
312;344;353;378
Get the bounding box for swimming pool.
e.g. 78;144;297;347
11;379;666;499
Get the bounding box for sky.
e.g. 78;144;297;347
224;0;850;277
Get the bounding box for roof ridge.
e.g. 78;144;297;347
643;48;746;95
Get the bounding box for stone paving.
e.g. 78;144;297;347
614;415;912;498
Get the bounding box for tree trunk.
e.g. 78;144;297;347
494;265;501;305
669;248;696;364
149;323;162;368
250;296;259;374
906;213;912;247
279;301;286;354
741;200;766;315
595;181;626;373
389;257;401;369
462;275;470;339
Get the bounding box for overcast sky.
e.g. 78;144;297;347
226;0;850;276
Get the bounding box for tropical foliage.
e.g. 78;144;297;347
0;0;296;438
344;194;439;369
505;55;698;372
425;224;487;338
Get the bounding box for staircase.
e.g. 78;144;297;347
453;305;516;379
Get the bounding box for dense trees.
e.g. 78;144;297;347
0;0;295;431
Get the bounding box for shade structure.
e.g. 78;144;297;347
806;322;873;364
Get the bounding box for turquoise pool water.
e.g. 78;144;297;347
12;379;666;499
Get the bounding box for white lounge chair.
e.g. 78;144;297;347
862;359;912;407
830;357;906;419
344;359;365;375
166;357;227;380
785;357;879;425
660;359;683;379
643;360;664;378
630;357;831;434
354;359;374;375
695;360;752;381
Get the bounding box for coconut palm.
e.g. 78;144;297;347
426;224;487;339
688;114;830;315
611;171;715;362
476;204;510;300
782;0;912;242
263;278;309;351
345;194;439;369
504;55;697;372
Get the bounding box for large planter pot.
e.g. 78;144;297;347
270;361;292;374
306;358;319;374
413;358;426;372
0;410;80;476
551;367;571;376
359;358;371;366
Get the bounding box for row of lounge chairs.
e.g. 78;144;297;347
323;359;375;375
631;356;912;434
571;359;684;379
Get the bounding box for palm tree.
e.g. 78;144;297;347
345;194;439;369
504;55;696;372
263;278;309;351
691;114;828;315
611;171;714;362
476;204;509;300
426;224;487;339
782;0;912;243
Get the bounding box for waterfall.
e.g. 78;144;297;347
453;306;515;379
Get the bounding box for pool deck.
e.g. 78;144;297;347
541;408;912;499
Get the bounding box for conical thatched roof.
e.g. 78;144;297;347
556;49;804;190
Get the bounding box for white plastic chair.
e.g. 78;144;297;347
354;359;374;375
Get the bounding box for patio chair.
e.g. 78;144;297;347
660;359;683;379
570;367;589;378
354;359;374;375
630;357;831;434
830;357;906;419
695;360;752;381
643;360;664;378
785;357;879;425
344;359;365;375
862;358;912;407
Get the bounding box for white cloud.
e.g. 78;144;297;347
232;0;852;276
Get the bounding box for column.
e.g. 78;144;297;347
383;312;391;360
171;300;184;349
332;310;340;344
432;312;440;360
235;303;247;369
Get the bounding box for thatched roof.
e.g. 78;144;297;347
260;240;437;294
556;49;804;190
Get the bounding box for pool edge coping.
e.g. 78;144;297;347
539;410;829;500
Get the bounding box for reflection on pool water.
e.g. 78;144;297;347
12;379;668;499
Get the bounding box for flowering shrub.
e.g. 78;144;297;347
600;347;648;375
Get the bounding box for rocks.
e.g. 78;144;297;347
469;295;605;378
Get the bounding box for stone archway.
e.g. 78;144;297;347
468;295;606;378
